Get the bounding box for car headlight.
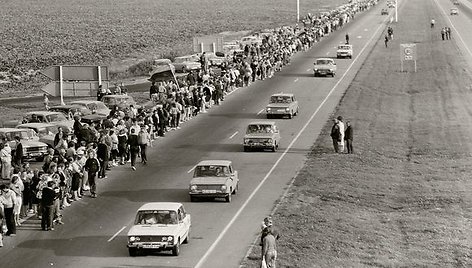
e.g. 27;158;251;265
244;138;250;144
285;108;290;111
266;107;271;111
314;68;318;71
129;236;136;242
135;237;140;241
329;69;334;72
168;236;173;241
221;185;227;191
190;184;198;192
267;139;273;144
162;236;167;241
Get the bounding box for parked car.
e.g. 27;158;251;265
101;95;138;111
173;55;201;73
0;128;49;161
453;0;459;5
243;121;281;152
451;8;459;15
69;100;111;116
16;123;60;148
4;111;73;131
189;160;239;203
337;44;353;59
127;202;191;256
80;114;108;126
49;104;92;120
240;36;263;47
313;58;337;77
205;52;228;66
266;93;299;119
381;8;388;15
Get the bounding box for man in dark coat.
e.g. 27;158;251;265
13;136;23;167
344;121;354;154
127;128;140;171
41;180;57;231
330;118;340;153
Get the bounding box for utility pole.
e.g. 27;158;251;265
297;0;300;22
395;0;398;22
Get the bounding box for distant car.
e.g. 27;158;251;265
0;128;49;161
381;8;388;15
70;100;111;116
266;93;299;119
49;104;92;120
451;8;459;15
337;44;353;59
388;3;395;8
80;114;108;126
313;58;337;77
4;111;73;131
127;202;191;257
16;123;60;148
173;55;201;73
101;95;137;112
243;121;281;152
189;160;239;203
240;36;263;47
205;52;228;66
453;0;459;5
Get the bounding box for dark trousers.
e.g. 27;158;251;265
41;205;54;230
130;147;139;167
4;207;15;235
98;159;108;178
88;172;97;195
346;139;353;154
139;144;147;163
332;139;339;153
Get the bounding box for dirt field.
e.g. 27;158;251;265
241;0;472;267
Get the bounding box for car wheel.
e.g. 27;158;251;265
225;191;232;202
35;156;44;162
172;239;180;256
244;146;250;152
314;73;318;77
129;248;138;257
288;113;292;119
233;183;238;194
183;229;190;244
295;108;299;116
272;143;277;152
190;196;198;202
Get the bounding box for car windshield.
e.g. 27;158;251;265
194;165;230;177
0;129;36;141
135;210;178;225
316;59;332;65
338;45;350;50
47;113;68;122
270;96;292;104
246;124;274;134
37;126;57;136
95;102;108;110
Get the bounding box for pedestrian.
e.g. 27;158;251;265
446;27;451;40
127;128;140;171
0;184;16;236
43;93;50;111
431;18;435;28
40;180;56;231
84;149;100;198
0;201;4;247
345;33;349;44
10;175;23;227
261;226;277;268
70;154;83;201
13;136;23;168
330;118;340;153
337;116;345;153
344;121;354;154
0;142;12;180
138;127;150;165
441;28;445;40
384;35;389;47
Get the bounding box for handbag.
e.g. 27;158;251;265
261;257;267;268
1;220;7;234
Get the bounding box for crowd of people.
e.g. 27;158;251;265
0;0;376;251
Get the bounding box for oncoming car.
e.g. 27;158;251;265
127;202;191;257
337;44;353;59
173;55;201;73
189;160;239;203
266;93;299;119
0;128;49;161
450;8;458;15
381;8;388;15
243;121;281;152
313;58;337;77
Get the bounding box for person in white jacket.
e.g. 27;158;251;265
337;116;345;153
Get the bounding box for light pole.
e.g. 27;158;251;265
395;0;398;22
297;0;300;22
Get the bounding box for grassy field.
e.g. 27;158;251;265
241;0;472;267
0;0;346;96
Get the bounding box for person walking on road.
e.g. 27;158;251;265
344;121;354;154
330;118;341;153
384;35;389;48
345;33;350;44
261;227;277;268
84;149;100;198
138;127;150;165
127;128;140;171
431;18;435;28
441;28;446;40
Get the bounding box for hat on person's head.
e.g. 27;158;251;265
337;116;343;121
264;216;273;226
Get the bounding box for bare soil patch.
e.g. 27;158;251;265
241;0;472;267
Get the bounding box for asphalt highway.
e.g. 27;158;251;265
0;3;391;268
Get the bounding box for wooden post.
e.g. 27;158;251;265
59;66;65;105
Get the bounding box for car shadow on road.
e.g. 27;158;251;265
278;73;313;78
100;188;189;203
207;112;259;119
175;143;243;153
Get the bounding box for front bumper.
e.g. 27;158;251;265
266;108;290;115
128;242;174;250
314;69;334;76
337;52;351;58
189;191;229;198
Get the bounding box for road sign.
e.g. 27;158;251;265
41;65;109;81
42;81;109;97
193;36;224;53
400;43;417;72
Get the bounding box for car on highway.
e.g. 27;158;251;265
205;52;228;66
127;202;191;257
4;111;74;130
266;93;299;119
453;0;459;5
388;2;395;8
69;100;111;116
243;121;281;152
240;35;263;47
0;128;49;161
189;160;239;203
313;58;337;77
381;8;388;15
337;44;353;59
16;122;61;148
101;94;138;112
451;8;459;15
172;55;201;73
49;104;92;120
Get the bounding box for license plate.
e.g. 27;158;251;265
143;244;162;249
202;189;217;194
277;109;285;112
28;153;42;157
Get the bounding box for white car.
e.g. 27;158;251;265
173;55;201;73
451;8;458;15
313;58;337;77
240;36;263;47
127;202;191;256
337;44;353;59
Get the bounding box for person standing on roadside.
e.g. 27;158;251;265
446;27;451;40
96;131;110;180
344;121;354;154
13;136;23;168
138;126;150;165
384;35;389;48
261;227;277;268
43;94;50;111
84;149;100;198
0;184;16;236
127;128;140;171
441;28;446;40
0;201;4;246
40;180;56;231
345;33;349;44
330;118;340;153
1;142;12;180
337;116;345;153
431;18;435;28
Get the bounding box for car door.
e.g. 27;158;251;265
178;206;190;240
228;165;238;189
273;125;280;143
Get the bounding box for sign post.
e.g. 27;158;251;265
193;36;223;53
400;43;417;72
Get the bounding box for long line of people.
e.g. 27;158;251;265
0;0;379;248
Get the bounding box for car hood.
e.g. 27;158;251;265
266;103;290;109
244;133;274;138
314;64;334;69
190;177;228;185
127;224;179;236
22;140;48;147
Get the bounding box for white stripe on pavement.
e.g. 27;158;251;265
228;131;238;139
187;165;197;174
108;226;127;242
256;109;265;115
294;78;299;82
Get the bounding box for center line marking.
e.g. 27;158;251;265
187;165;197;173
294;78;299;82
256;108;265;115
194;16;387;268
229;131;238;139
326;51;330;55
306;68;311;72
108;226;127;242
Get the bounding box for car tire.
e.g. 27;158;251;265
272;143;277;152
225;191;232;202
129;248;138;257
233;183;238;194
172;239;180;256
243;146;250;152
190;196;198;202
314;73;318;77
288;113;292;119
183;230;190;244
267;114;272;119
295;108;299;116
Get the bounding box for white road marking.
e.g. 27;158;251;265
357;35;362;38
108;226;127;242
226;87;241;96
256;108;265;115
228;131;239;139
306;68;312;72
294;78;299;82
187;165;197;174
433;0;472;58
326;51;330;55
195;14;387;268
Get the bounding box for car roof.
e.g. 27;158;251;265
271;93;294;97
25;111;63;116
70;100;102;104
138;202;183;211
17;123;56;128
248;121;276;125
50;104;84;109
315;58;334;61
0;128;30;132
102;94;132;99
197;160;232;166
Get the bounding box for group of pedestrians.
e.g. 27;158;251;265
330;116;354;154
440;26;452;41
